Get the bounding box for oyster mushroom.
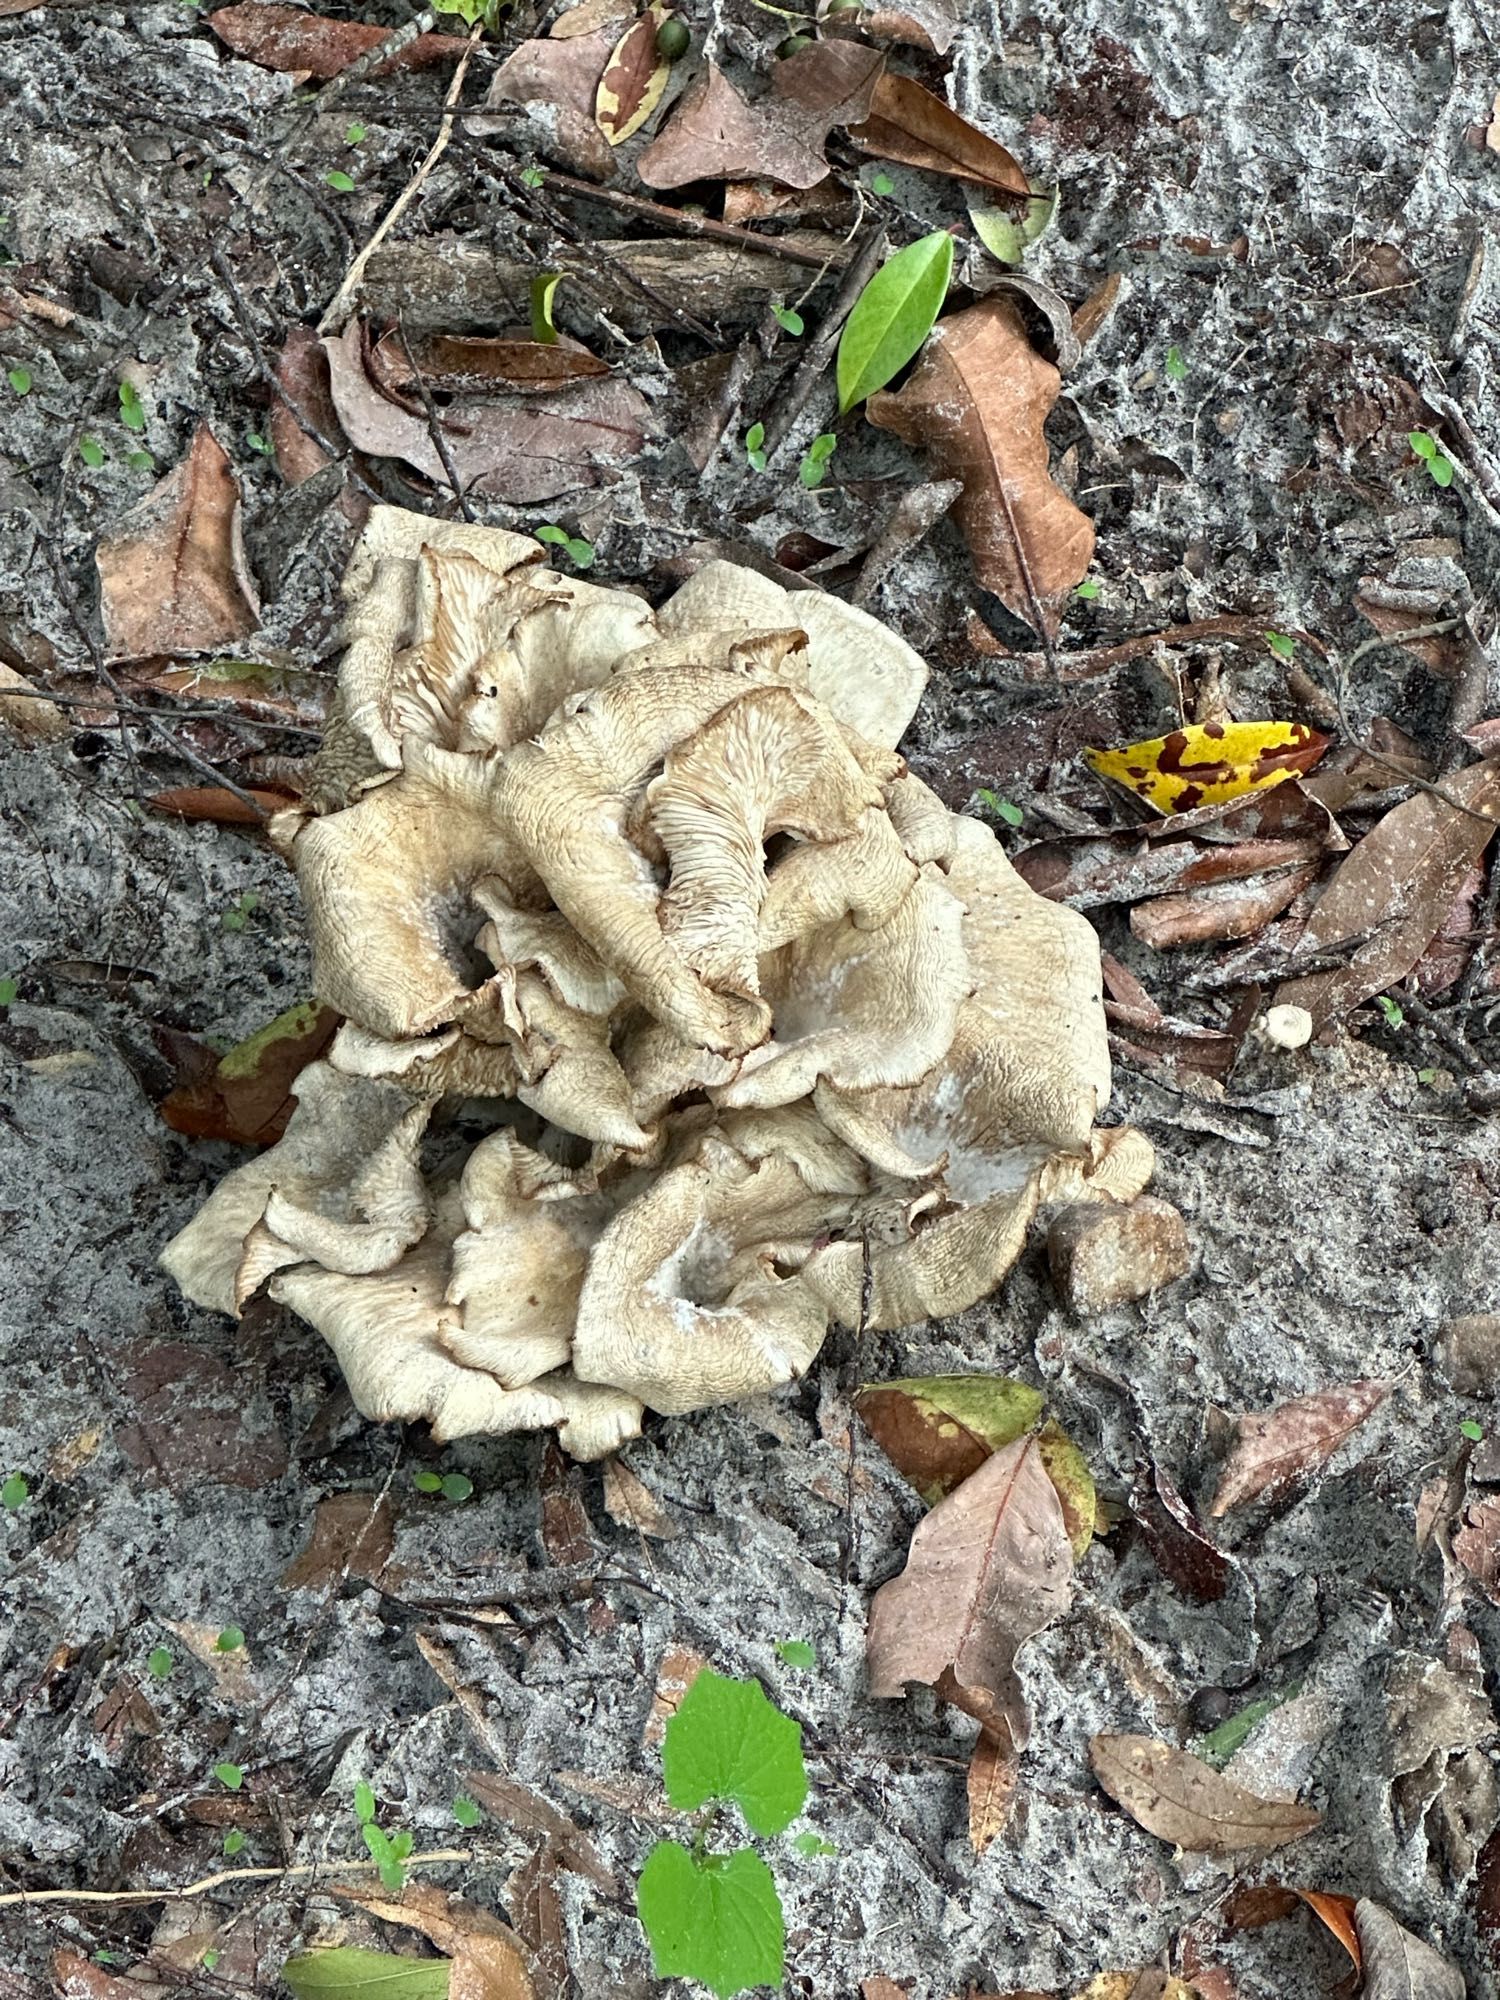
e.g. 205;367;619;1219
161;506;1163;1460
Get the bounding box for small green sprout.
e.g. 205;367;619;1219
344;122;367;145
1;1473;28;1511
1417;1066;1438;1086
530;271;563;345
79;436;105;468
0;975;17;1005
361;1822;414;1894
791;1832;837;1856
413;1469;443;1494
869;170;894;194
1461;1419;1484;1442
326;169;356;194
1264;630;1296;660
215;1625;245;1653
223;1828;245;1856
1074;577;1101;600
745;422;767;473
147;1647;173;1680
118;382;146;433
520;164;546;189
1409;429;1454;488
774;1640;815;1669
202;1949;221;1971
8;366;30;395
975;787;1023;828
1375;995;1404;1028
220;891;260;934
799;431;837;489
246;432;273;457
214;1761;245;1791
1164;344;1188;382
772;303;804;337
453;1794;483;1828
534;524;595;569
126;450;155;472
354;1780;376;1823
441;1472;473;1502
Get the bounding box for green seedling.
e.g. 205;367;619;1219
1;1473;28;1511
1164;344;1188;382
354;1780;376;1824
799;431;837;489
1375;994;1404;1029
220;892;260;934
792;1832;837;1856
520;164;546;188
868;169;895;195
1409;429;1454;487
0;975;17;1005
223;1828;245;1856
214;1761;245;1791
775;1639;815;1668
362;1821;415;1894
79;436;106;468
637;1669;825;1997
974;787;1023;828
126;451;154;472
201;1950;221;1971
247;432;273;457
1461;1419;1484;1442
118;382;146;433
8;367;30;395
215;1624;245;1652
1264;630;1296;660
534;524;595;570
530;271;562;344
413;1469;474;1502
772;302;804;336
453;1794;483;1827
147;1647;174;1679
1417;1066;1438;1086
326;170;356;193
433;0;507;27
344;122;367;145
744;422;767;472
1074;577;1101;600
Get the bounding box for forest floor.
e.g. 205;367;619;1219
2;0;1500;1995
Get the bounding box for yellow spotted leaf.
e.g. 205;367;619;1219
595;3;670;144
1084;720;1330;815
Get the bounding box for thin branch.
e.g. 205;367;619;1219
532;169;852;272
0;1849;471;1911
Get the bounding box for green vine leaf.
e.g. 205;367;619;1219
662;1669;807;1835
637;1840;784;1999
836;230;953;413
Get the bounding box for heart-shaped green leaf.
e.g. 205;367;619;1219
637;1841;783;1999
662;1669;807;1835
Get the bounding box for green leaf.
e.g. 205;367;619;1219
745;422;766;473
8;366;30;395
354;1780;376;1823
1376;994;1404;1028
791;1831;837;1856
534;524;569;546
127;451;155;472
222;1828;245;1856
281;1946;451;1999
440;1472;474;1503
637;1841;784;2000
345;122;367;145
836;229;953;412
247;432;273;457
565;537;595;570
869;170;894;195
1196;1688;1297;1768
202;1949;220;1971
326;170;356;193
1409;429;1437;459
118;382;146;432
214;1761;244;1791
1164;344;1188;381
215;1625;245;1652
414;1469;443;1493
1;1473;28;1511
772;303;804;336
974;788;1023;828
968;183;1057;267
799;433;837;488
452;1794;482;1827
1264;630;1296;660
1461;1419;1484;1442
1417;1067;1438;1085
147;1647;173;1680
530;271;562;345
79;436;105;467
1428;454;1454;488
520;164;546;189
775;1640;815;1669
1074;578;1100;600
0;976;16;1005
662;1669;807;1835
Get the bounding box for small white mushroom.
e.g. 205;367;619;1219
1260;1002;1315;1050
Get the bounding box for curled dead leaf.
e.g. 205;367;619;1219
637;44;882;190
601;1455;680;1538
208;2;458;76
159;1001;341;1148
595;3;671;145
967;1725;1018;1854
1089;1733;1322;1855
867;297;1093;634
848;71;1030;197
1210;1380;1389;1518
1354;1898;1464;2000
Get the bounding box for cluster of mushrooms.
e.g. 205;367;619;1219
163;508;1153;1460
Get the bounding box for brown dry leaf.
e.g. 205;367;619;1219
96;426;261;661
322;322;649;503
848;71;1029;197
866;1435;1073;1744
270;325;348;485
1354;1898;1464;2000
540;1438;595;1566
158;1001;341;1149
1072;1980;1200;2000
637;44;882;190
1089;1734;1322;1855
281;1491;395;1591
643;1642;709;1744
1296;1890;1362;1972
508;1845;569;2000
208;3;459;76
595;3;671;144
482;29;617;179
1130;862;1322;950
1129;1459;1232;1603
146;783;299;826
857;0;957;53
0;661;66;741
601;1456;680;1538
464;1771;615;1890
867;297;1093;634
1274;759;1500;1028
93;1676;161;1752
1073;271;1125;346
159;1617;256;1702
371;330;611;397
967;1725;1019;1854
52;1951;168;2000
1209;1380;1389;1518
331;1882;537;2000
551;0;632;36
1453;1495;1500;1603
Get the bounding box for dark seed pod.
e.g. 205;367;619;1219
655;13;690;59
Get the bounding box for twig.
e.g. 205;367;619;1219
762;221;885;460
1397;990;1481;1073
1017;615;1325;684
0;684;323;736
319;26;484;337
533;170;852;272
1344;616;1461;673
396;314;475;520
0;1849;471;1911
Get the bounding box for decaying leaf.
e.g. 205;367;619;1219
371;329;611;397
1209;1380;1389;1518
540;1438;595;1566
967;1725;1018;1854
867;1434;1073;1743
637;44;882;191
1275;759;1500;1028
595;3;671;145
1072;1979;1201;2000
1354;1898;1464;2000
859;0;956;51
158;1001;341;1148
96;425;261;661
280;1490;395;1591
328;1883;537;2000
464;1770;616;1891
1129;862;1322;951
867;297;1093;633
0;661;66;741
848;71;1030;197
507;1845;569;2000
1296;1890;1362;1972
602;1456;680;1538
856;1373;1045;1504
1129;1460;1231;1603
270;325;349;485
1085;722;1331;817
1089;1734;1322;1855
208;3;459;75
1453;1495;1500;1604
147;784;300;826
644;1644;709;1745
481;29;618;180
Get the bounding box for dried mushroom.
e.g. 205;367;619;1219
162;508;1154;1458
